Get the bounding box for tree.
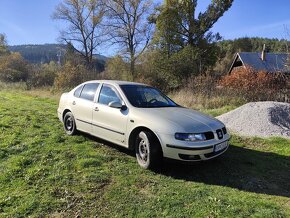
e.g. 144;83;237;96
0;52;29;82
155;0;233;50
0;34;9;55
146;0;233;80
104;0;154;79
53;0;105;65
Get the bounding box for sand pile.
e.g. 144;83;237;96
217;101;290;138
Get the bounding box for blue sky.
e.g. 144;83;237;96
1;0;290;49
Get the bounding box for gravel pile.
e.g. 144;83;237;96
217;101;290;138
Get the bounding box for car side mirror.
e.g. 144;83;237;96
108;101;122;108
108;101;127;110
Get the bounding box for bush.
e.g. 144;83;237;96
185;74;219;98
27;61;59;88
219;67;288;101
103;56;131;81
54;61;100;90
0;52;29;82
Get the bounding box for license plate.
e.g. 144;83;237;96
214;141;228;152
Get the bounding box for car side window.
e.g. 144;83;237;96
74;85;83;97
98;85;121;105
79;83;99;101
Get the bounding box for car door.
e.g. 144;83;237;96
92;84;128;145
71;83;99;133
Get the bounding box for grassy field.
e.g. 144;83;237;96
0;89;289;217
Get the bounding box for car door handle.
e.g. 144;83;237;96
72;101;76;105
94;107;99;111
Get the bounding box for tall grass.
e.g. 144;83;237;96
0;81;27;90
170;89;246;116
170;89;245;109
0;81;61;100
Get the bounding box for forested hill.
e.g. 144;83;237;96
8;44;108;65
8;44;66;64
7;38;289;73
218;37;290;55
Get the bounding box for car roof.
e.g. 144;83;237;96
85;80;147;86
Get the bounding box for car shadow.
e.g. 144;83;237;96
156;144;290;198
82;133;135;156
81;133;290;198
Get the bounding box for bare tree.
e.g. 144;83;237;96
104;0;154;79
53;0;105;65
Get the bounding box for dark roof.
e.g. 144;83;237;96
229;52;290;74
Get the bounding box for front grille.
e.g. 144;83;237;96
166;144;213;150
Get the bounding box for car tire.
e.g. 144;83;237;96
135;130;162;169
63;112;77;135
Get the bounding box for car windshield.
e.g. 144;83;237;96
120;85;178;108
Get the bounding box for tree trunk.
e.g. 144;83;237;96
130;55;135;81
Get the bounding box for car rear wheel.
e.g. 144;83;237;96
63;112;77;135
135;130;162;169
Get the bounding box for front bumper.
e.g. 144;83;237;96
157;132;230;161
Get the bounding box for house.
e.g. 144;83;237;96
228;45;290;74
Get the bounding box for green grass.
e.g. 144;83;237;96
202;105;239;117
0;90;289;217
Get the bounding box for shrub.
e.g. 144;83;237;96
54;61;100;90
103;56;131;81
185;74;219;98
0;52;29;82
27;61;59;88
219;67;288;101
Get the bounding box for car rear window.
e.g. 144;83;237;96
79;83;99;101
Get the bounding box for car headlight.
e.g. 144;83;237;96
175;133;206;141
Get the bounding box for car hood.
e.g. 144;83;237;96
136;107;224;133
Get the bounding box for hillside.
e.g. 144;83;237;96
8;44;108;68
8;44;66;64
217;37;290;55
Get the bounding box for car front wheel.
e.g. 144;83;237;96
63;112;77;135
135;130;162;169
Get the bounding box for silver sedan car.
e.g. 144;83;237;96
57;80;230;169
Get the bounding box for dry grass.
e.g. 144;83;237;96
170;89;246;115
0;81;27;90
0;81;62;100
